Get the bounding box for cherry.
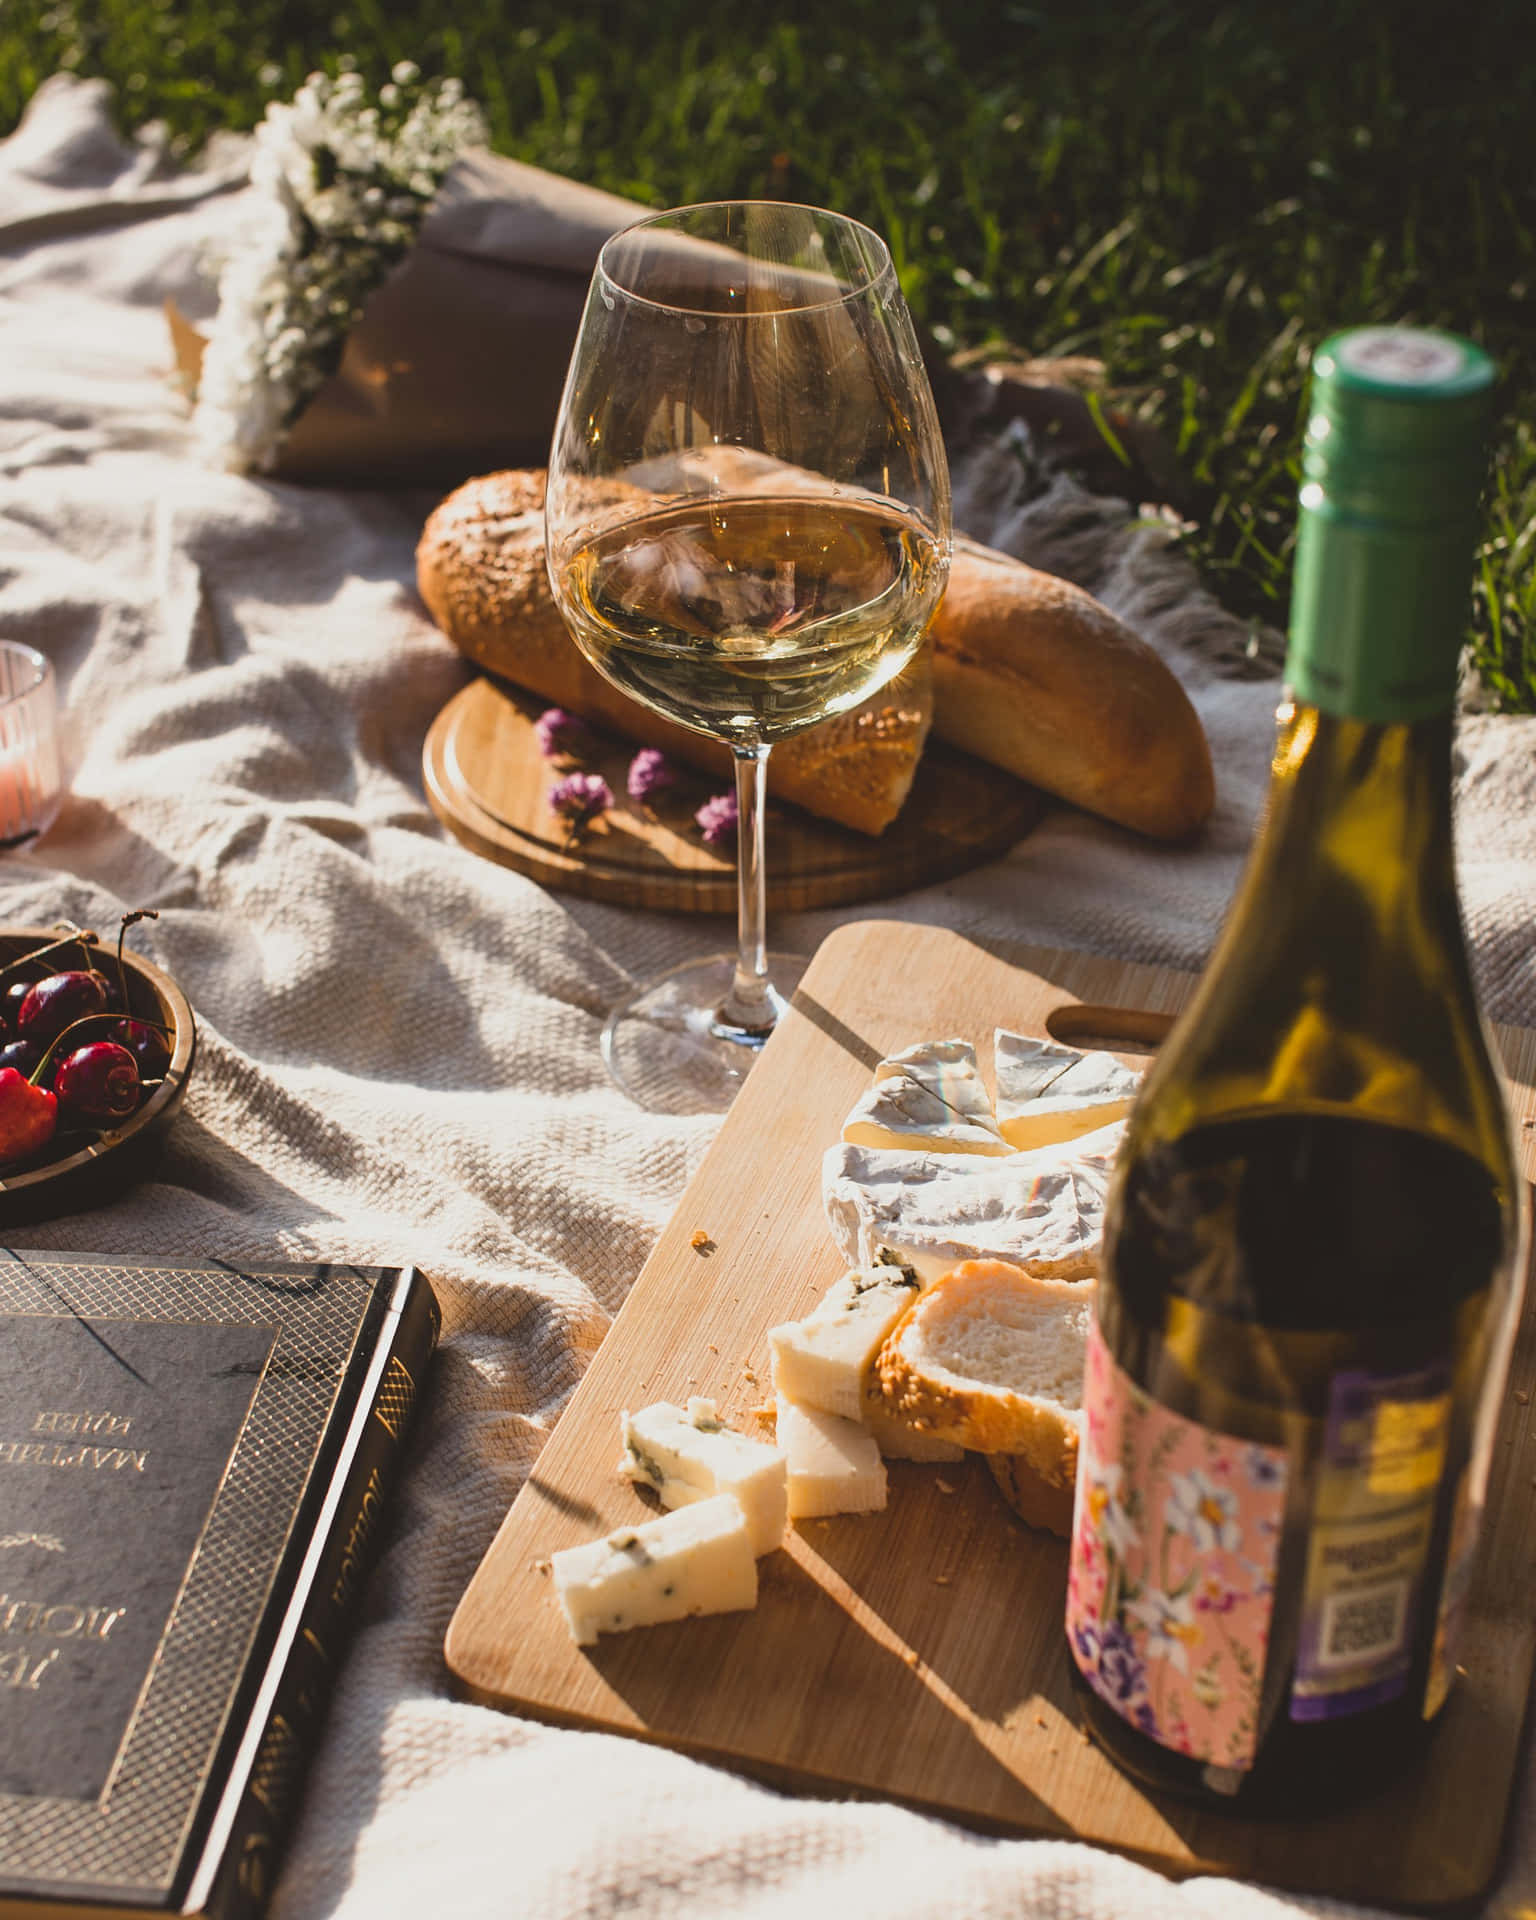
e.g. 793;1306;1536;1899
0;1039;40;1077
17;969;111;1048
111;1017;171;1081
54;1042;140;1123
1;979;29;1034
0;1066;56;1162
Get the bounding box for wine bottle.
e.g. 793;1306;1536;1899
1064;326;1525;1812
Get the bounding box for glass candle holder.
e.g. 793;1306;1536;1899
0;643;62;849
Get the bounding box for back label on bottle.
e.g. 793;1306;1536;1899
1289;1362;1450;1722
1066;1323;1289;1772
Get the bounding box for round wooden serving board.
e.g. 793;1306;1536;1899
424;674;1048;915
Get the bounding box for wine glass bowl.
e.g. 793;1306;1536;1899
545;201;951;1113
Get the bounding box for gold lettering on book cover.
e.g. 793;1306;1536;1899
0;1596;124;1639
33;1411;134;1435
0;1439;148;1471
330;1464;384;1610
0;1648;57;1690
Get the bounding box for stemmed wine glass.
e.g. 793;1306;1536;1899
545;201;951;1114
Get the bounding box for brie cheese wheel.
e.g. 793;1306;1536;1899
551;1495;757;1645
775;1394;888;1518
617;1398;787;1556
822;1120;1124;1284
768;1262;922;1422
841;1037;1010;1156
993;1031;1141;1150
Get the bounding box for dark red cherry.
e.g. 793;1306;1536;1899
111;1017;171;1080
17;970;111;1047
0;1038;40;1076
1;979;30;1034
53;1041;140;1122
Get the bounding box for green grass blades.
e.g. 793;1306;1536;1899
5;0;1532;708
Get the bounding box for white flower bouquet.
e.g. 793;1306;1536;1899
174;63;642;484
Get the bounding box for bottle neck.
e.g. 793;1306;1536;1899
1250;700;1459;922
1136;695;1510;1167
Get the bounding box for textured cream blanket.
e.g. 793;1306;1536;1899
3;73;1535;1920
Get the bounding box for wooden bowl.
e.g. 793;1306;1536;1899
0;925;196;1222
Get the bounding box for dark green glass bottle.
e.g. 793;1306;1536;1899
1064;327;1524;1812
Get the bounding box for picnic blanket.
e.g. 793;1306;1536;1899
4;72;1536;1920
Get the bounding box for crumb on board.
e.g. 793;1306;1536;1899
933;1574;951;1586
689;1229;716;1254
532;1558;550;1576
750;1402;776;1428
1516;1389;1530;1405
935;1478;956;1495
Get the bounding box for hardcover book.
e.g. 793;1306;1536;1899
0;1250;440;1920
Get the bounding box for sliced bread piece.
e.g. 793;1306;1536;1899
874;1259;1094;1478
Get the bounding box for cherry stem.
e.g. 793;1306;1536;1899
115;909;158;1012
0;926;99;984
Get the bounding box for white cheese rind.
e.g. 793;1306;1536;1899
767;1263;922;1421
617;1398;787;1555
775;1394;888;1518
550;1495;758;1646
821;1120;1124;1284
992;1030;1141;1151
841;1038;1009;1156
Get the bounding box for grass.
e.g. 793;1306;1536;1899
5;0;1534;706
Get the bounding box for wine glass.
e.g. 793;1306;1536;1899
545;201;951;1114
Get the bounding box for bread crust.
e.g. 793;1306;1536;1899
415;468;931;837
929;535;1215;840
873;1260;1089;1472
985;1451;1077;1537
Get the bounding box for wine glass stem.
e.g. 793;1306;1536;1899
718;743;775;1036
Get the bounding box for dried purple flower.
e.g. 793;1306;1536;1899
694;790;739;849
549;771;612;830
534;706;592;759
627;747;679;805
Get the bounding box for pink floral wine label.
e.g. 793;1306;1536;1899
1066;1322;1289;1771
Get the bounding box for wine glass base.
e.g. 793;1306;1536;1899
601;951;810;1116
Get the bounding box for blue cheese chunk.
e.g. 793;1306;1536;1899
841;1038;1010;1157
551;1495;758;1646
993;1029;1141;1150
775;1394;888;1518
617;1397;787;1555
768;1261;921;1422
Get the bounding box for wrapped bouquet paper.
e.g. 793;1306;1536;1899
174;64;643;485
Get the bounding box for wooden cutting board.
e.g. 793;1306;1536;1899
445;921;1536;1910
423;675;1047;913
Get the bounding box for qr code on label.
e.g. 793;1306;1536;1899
1319;1581;1408;1666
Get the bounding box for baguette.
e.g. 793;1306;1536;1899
874;1259;1092;1535
415;468;931;838
929;535;1215;840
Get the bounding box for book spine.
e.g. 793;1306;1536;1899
190;1269;441;1920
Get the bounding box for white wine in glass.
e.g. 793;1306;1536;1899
546;201;951;1114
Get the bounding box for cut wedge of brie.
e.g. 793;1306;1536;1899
841;1037;1010;1156
993;1030;1141;1151
822;1120;1124;1285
